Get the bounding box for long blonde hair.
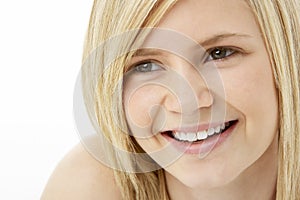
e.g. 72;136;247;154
81;0;300;199
246;0;300;199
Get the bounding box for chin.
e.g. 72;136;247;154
165;154;244;190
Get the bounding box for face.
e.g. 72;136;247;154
123;0;278;189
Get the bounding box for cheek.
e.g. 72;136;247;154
123;85;169;152
224;68;276;111
222;54;278;141
223;50;277;112
124;85;163;128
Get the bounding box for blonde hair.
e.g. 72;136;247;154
81;0;300;199
246;0;300;199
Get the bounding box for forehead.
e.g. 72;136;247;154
156;0;261;42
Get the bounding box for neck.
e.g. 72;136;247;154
166;137;278;200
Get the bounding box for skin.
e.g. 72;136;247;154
124;0;278;199
42;0;279;199
41;144;122;199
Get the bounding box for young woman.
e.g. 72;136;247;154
42;0;300;199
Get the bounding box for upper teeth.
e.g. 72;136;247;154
173;123;227;142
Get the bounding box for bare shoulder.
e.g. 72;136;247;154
41;143;122;200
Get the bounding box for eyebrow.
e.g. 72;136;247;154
199;33;252;46
133;48;164;58
132;33;252;58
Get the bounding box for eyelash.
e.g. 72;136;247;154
130;47;239;73
205;47;238;62
131;60;163;73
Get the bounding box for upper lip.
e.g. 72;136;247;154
162;120;237;133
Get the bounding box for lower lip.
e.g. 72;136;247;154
162;121;238;155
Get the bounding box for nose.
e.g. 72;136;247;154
162;59;214;115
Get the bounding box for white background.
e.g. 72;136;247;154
0;0;93;199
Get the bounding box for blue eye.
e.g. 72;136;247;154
205;47;236;62
134;62;163;72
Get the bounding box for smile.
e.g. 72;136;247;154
161;120;238;155
172;122;231;142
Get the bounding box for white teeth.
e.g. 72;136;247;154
207;128;215;136
221;123;225;130
187;133;197;142
180;132;187;141
197;131;208;140
174;132;180;140
215;125;221;133
172;122;228;142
